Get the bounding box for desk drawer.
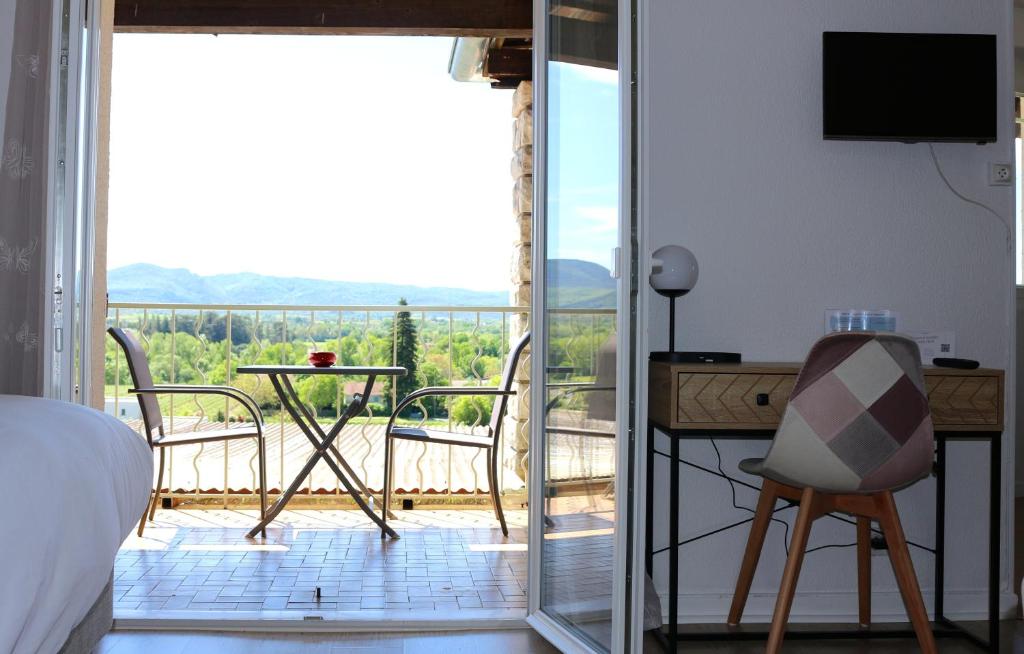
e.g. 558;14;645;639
924;374;1002;429
648;366;795;430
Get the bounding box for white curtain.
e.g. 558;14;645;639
0;0;51;395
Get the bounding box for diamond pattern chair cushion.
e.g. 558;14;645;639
746;332;933;493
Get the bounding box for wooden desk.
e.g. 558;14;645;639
649;361;1003;432
646;361;1004;652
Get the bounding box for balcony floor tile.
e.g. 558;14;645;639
116;508;529;618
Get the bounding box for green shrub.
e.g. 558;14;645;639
450;395;494;426
366;402;387;417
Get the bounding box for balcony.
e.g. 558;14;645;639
107;301;616;618
106;302;616;507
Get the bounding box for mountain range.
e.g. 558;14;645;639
107;260;615;307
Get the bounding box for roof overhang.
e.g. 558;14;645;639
114;0;533;37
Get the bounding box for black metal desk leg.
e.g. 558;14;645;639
935;436;945;622
989;432;1001;652
669;435;679;649
646;423;655;577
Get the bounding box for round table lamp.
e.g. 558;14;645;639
650;245;699;298
649;245;740;364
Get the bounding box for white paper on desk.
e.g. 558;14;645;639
904;330;956;363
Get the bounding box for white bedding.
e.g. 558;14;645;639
0;395;151;654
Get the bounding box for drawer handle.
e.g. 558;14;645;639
755;393;770;406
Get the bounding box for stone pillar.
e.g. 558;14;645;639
506;81;532;485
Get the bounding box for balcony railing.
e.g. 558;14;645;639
106;302;616;506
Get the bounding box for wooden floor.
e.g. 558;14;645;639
95;621;1024;654
644;621;1024;652
95;629;559;653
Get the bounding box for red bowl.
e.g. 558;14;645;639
308;351;337;368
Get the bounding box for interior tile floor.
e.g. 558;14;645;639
115;508;528;618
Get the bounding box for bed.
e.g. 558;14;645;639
0;395;152;654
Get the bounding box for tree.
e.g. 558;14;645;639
298;374;339;415
202;313;253;345
384;298;419;415
418;361;448;418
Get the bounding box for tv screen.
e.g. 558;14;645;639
823;32;996;143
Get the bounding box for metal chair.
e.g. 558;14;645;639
542;336;617;523
108;327;268;536
728;332;936;653
381;331;530;537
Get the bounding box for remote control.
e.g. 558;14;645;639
932;357;979;370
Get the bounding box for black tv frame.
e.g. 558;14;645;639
822;31;997;145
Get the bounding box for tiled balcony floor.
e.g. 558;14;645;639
114;508;528;619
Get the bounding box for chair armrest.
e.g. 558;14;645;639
544;384;616;413
546;366;576;375
545;426;616;439
388;387;515;432
130;384;264;426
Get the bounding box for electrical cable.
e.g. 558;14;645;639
927;143;1013;252
653;444;935;556
708;438;793;556
805;542;858;554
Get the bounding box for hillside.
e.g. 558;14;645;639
107;264;508;306
108;260;615;308
547;258;616;309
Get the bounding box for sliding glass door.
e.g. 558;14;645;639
528;0;638;651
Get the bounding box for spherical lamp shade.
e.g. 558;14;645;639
650;245;699;296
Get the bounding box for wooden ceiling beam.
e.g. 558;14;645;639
484;47;531;79
114;0;533;37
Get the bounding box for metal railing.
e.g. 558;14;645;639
105;302;615;506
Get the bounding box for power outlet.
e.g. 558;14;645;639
870;535;888;556
989;163;1013;186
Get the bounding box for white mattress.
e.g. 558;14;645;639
0;395;152;654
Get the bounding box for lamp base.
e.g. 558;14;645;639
649;351;742;364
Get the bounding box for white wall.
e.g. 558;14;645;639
642;0;1017;622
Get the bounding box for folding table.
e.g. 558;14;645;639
237;364;406;539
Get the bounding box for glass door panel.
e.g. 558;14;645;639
532;0;623;650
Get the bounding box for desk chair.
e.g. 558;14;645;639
109;327;268;537
727;332;936;654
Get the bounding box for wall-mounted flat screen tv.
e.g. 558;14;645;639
823;32;996;143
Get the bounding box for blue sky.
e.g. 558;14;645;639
107;35;620;291
547;61;619;272
107;35;514;291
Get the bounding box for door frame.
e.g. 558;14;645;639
42;0;100;404
56;0;651;637
525;0;645;651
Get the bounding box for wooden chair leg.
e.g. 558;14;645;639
857;516;872;627
381;435;392;539
149;448;166;520
487;447;508;537
728;480;780;625
136;497;151;538
877;491;937;654
138;448;166;537
766;486;818;654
